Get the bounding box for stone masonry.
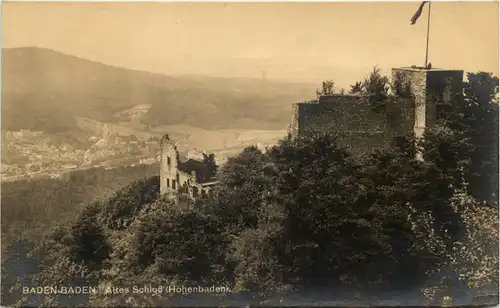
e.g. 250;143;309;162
291;67;464;155
159;135;218;198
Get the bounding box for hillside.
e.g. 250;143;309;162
1;163;160;246
2;47;316;133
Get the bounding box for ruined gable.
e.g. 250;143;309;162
159;134;218;200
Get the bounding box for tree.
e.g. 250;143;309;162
349;67;391;103
229;205;290;296
202;153;218;178
26;202;111;307
434;72;499;204
362;66;390;104
357;142;453;288
415;129;467;245
127;202;224;282
417;189;499;304
349;81;364;95
316;80;335;98
100;176;161;230
449;190;499;291
414;72;499;300
87;195;230;307
461;73;499;204
212;146;270;232
391;70;413;98
421;125;473;195
68;202;111;272
254;134;432;291
464;72;499;104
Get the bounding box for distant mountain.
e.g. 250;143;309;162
2;47;316;133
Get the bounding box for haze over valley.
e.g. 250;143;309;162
2;47;313;180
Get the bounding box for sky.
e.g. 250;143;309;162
2;1;499;88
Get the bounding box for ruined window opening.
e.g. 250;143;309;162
172;180;176;189
167;178;170;187
167;157;171;165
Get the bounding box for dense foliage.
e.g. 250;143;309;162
1;164;159;245
437;72;499;204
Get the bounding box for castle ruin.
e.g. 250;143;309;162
159;135;218;198
290;67;464;155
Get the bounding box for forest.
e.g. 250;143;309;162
1;71;498;307
1;164;159;246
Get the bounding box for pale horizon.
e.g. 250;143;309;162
3;2;499;88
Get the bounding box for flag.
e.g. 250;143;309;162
410;1;428;25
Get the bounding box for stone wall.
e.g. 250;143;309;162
391;68;464;138
292;94;414;155
177;171;214;198
178;171;193;191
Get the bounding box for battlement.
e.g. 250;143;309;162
391;67;464;94
319;93;366;98
295;99;320;105
396;67;462;72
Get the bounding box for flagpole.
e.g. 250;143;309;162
424;2;431;67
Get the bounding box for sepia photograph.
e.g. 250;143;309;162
1;1;499;307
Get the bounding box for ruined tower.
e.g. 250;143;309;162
159;134;180;196
391;67;464;138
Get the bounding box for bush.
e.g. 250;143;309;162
100;175;160;230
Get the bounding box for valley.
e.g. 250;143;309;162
1;113;287;182
1;47;307;182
